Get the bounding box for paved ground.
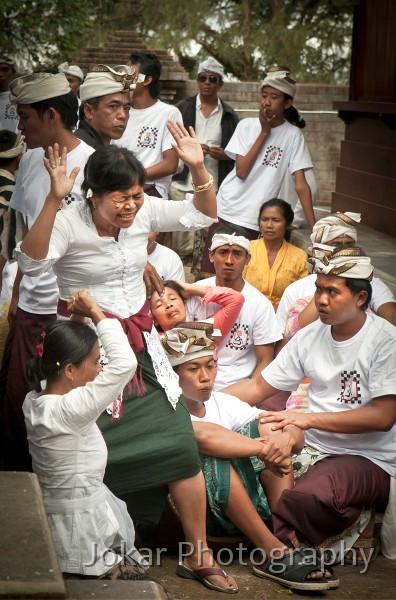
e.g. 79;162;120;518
149;552;396;600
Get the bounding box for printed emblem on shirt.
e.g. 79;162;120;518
4;102;18;121
226;323;250;351
337;370;362;404
58;193;77;210
262;145;283;168
137;126;159;149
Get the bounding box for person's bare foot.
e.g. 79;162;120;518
183;551;238;592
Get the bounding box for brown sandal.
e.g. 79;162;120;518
176;562;238;594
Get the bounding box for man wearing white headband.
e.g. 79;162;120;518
187;224;282;390
58;62;84;95
170;56;239;271
75;64;136;149
162;322;333;592
114;52;182;199
201;65;315;277
0;55;18;133
0;72;94;471
276;211;396;331
224;246;396;576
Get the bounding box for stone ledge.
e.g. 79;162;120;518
0;472;66;598
65;580;168;599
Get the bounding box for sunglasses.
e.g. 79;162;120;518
197;75;220;84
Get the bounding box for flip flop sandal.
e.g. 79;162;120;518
252;548;332;591
176;562;238;594
344;537;381;566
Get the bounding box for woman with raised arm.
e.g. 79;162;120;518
23;289;149;579
16;124;238;594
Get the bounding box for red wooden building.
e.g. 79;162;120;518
332;0;396;236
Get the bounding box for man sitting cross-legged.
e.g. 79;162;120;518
161;322;339;592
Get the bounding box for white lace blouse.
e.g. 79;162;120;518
15;194;215;317
16;194;214;409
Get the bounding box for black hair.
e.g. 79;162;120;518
0;130;19;167
30;91;78;130
284;104;306;128
78;96;102;122
258;198;294;241
214;223;250;238
345;278;372;311
25;320;98;392
162;280;186;302
81;145;147;202
129;51;162;99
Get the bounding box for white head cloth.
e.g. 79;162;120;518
58;62;84;81
309;246;373;280
161;322;220;367
79;64;144;102
210;232;251;253
0;132;25;159
9;73;71;105
260;66;297;98
310;212;361;246
198;57;224;79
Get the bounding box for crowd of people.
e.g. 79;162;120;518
0;50;395;594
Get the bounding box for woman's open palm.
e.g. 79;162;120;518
44;143;80;201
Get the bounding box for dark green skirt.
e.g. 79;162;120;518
97;349;200;528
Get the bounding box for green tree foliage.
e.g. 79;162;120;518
2;0;355;82
108;0;355;83
1;0;97;71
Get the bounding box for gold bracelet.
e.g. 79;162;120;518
191;173;214;192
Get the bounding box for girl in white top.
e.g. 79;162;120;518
23;290;148;578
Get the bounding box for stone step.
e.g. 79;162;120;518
0;472;66;598
65;579;168;599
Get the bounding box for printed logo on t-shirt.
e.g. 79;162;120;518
4;102;18;121
337;370;362;404
262;145;283;168
137;126;159;149
58;193;77;210
225;323;250;351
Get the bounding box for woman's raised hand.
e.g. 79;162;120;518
67;289;106;325
44;144;80;202
167;121;204;169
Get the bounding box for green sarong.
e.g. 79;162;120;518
202;419;271;537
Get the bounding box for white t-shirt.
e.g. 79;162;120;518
0;91;19;132
148;242;185;281
114;100;182;197
217;119;312;231
190;390;262;431
187;277;282;390
263;313;396;476
276;273;396;333
10;141;94;314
